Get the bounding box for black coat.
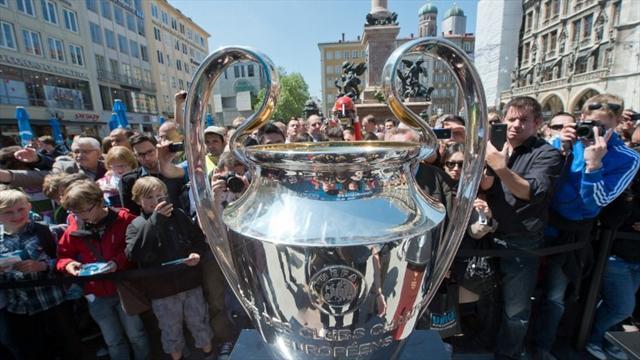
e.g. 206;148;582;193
125;208;209;299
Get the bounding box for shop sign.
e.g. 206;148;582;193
0;54;88;80
74;113;100;121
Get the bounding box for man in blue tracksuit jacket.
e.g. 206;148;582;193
534;94;640;359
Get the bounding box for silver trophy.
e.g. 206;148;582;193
184;38;487;359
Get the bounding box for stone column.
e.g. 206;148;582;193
361;25;400;89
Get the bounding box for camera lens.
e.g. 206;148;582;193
575;125;593;139
226;176;245;193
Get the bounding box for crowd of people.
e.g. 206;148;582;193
0;90;639;360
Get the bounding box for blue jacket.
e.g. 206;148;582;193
549;133;640;222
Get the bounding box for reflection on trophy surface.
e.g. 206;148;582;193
185;38;487;359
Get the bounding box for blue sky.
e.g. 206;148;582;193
168;0;477;101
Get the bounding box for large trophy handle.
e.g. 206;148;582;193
184;46;279;292
381;37;488;312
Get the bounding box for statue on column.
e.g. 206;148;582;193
397;58;434;101
365;0;398;26
335;61;367;100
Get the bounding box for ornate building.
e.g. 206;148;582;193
501;0;640;117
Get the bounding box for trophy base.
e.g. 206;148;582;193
229;329;451;359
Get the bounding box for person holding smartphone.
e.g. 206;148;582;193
481;96;564;360
126;176;214;360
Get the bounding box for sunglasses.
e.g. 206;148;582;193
549;124;564;130
587;102;622;114
445;161;464;170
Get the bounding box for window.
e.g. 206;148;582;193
352;50;359;58
104;29;115;49
166;54;170;67
541;34;548;54
344;51;350;59
176;59;182;71
325;51;333;60
114;6;124;26
335;51;342;59
89;22;102;45
549;31;557;54
22;29;42;56
526;12;533;31
133;66;141;80
171;18;177;30
582;14;593;40
187;29;192;40
136;18;144;36
153;27;161;41
248;64;255;77
122;63;131;80
95;54;106;71
161;11;168;25
63;9;78;32
151;4;158;18
179;23;184;34
69;44;84;66
171;76;176;88
0;0;7;6
175;39;179;51
100;0;111;20
41;0;58;25
140;45;148;61
234;65;240;78
129;40;138;58
17;0;35;16
184;64;189;74
126;14;136;32
0;21;17;50
178;79;184;89
572;19;581;43
326;65;334;74
47;37;64;62
182;43;187;54
109;58;118;75
86;0;96;13
157;50;163;64
118;35;128;54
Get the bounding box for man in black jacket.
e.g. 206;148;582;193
120;134;186;215
481;96;564;360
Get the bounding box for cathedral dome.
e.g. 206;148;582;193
419;3;438;16
444;5;465;19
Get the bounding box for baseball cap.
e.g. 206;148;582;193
204;126;227;137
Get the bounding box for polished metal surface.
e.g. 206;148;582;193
184;38;487;359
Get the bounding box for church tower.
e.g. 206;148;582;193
418;2;438;37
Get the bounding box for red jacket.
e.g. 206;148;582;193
56;208;136;297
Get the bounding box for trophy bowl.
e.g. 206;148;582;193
184;38;487;359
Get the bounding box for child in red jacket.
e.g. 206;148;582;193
57;180;149;360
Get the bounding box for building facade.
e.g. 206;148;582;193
0;0;100;138
318;36;366;116
501;0;640;117
145;0;209;121
0;0;212;140
210;60;264;126
474;0;523;108
86;0;157;135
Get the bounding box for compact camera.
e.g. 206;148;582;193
576;120;606;141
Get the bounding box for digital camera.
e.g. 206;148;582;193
576;120;606;140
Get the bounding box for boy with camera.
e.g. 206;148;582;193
126;176;214;360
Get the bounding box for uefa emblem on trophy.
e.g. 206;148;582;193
184;37;487;359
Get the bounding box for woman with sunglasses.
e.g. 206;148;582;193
438;144;500;350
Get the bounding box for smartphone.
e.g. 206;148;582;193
433;128;452;140
168;143;184;152
490;123;507;151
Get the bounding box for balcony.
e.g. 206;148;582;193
512;85;536;96
540;78;567;90
573;69;609;83
97;70;156;92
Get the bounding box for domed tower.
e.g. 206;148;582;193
442;4;466;35
418;2;438;37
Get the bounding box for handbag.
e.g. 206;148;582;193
427;280;461;338
79;234;150;315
